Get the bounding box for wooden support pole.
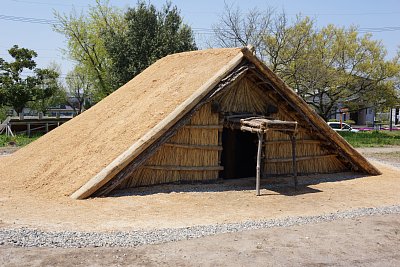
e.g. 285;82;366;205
256;132;263;196
45;123;49;133
290;134;298;189
261;137;266;179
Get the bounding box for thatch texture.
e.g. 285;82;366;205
265;156;346;176
0;48;242;198
118;103;221;188
215;78;272;113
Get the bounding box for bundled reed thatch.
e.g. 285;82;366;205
262;122;345;175
169;128;218;145
119;103;221;188
264;129;311;141
215;78;272;113
120;168;220;188
145;146;220;167
189;104;220;125
265;155;346;175
265;141;325;159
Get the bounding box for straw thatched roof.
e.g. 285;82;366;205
0;47;380;199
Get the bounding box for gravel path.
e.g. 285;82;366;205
0;147;18;156
367;157;400;169
356;146;400;169
1;205;399;248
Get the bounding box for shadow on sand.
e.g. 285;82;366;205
108;171;369;198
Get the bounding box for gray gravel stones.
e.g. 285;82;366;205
1;205;399;248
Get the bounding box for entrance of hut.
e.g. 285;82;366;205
220;128;258;179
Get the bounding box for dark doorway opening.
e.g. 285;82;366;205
221;128;258;179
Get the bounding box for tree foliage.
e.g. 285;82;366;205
54;0;123;99
55;0;197;99
103;1;197;87
28;63;65;114
0;45;60;114
64;68;94;115
213;6;400;120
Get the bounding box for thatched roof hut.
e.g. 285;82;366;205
0;47;380;199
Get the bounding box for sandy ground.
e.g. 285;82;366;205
0;161;399;232
0;147;399;232
0;146;400;266
1;214;399;266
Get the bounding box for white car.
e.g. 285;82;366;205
327;122;359;132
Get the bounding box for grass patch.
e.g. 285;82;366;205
339;131;400;147
0;134;42;147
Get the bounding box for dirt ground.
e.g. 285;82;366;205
1;214;399;267
0;162;398;232
1;159;399;232
0;146;400;266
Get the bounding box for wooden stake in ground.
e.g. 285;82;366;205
256;132;263;196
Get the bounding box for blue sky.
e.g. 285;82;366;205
1;0;399;78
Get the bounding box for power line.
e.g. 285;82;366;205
0;14;59;25
10;0;87;8
300;11;400;16
1;13;400;35
359;26;400;33
7;0;400;16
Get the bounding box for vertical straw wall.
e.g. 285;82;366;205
264;129;346;175
263;98;347;175
118;103;221;188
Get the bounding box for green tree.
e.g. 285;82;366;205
54;0;123;99
32;68;62;114
284;25;400;119
213;6;400;120
28;63;65;114
64;68;94;115
0;45;60;114
55;0;197;98
103;1;197;87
